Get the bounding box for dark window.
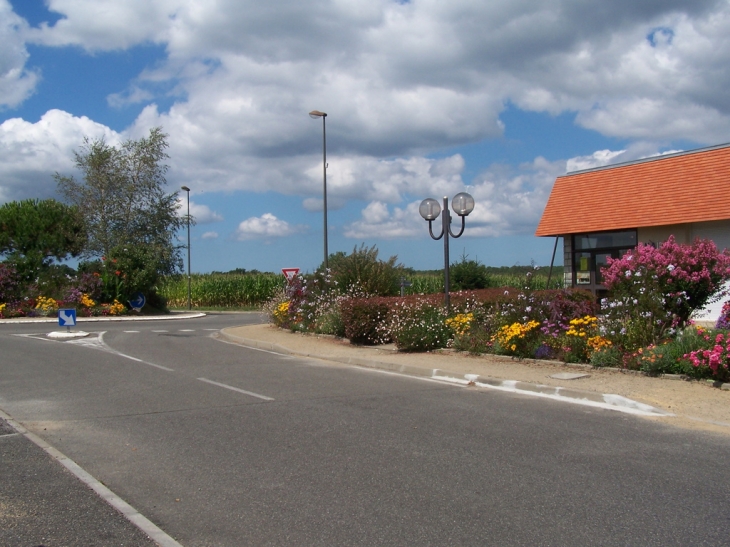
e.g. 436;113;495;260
571;230;637;295
574;230;637;250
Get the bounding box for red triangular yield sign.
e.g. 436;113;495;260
281;268;300;282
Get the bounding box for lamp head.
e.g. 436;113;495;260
309;110;327;119
419;198;441;221
181;186;190;192
451;192;475;216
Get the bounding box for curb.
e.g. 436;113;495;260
0;312;206;324
0;409;183;547
217;328;672;417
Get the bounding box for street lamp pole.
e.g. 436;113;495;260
181;185;191;311
419;192;475;313
309;110;328;269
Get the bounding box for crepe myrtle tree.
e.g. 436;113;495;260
602;236;730;327
55;127;189;303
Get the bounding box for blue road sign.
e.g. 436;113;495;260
129;292;146;311
58;308;77;327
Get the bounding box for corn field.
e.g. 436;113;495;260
159;268;564;309
403;271;564;295
159;273;285;308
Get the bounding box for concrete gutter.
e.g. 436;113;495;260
217;328;673;418
0;312;206;325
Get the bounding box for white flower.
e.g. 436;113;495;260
625;271;632;277
667;264;675;271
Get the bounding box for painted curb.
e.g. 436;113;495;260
0;409;183;547
0;312;206;324
217;328;670;416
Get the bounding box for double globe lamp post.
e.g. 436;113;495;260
419;192;475;313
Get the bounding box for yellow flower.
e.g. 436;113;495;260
445;313;474;335
35;296;59;312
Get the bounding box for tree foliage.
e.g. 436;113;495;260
0;198;86;282
326;244;404;296
55;128;187;300
450;253;490;290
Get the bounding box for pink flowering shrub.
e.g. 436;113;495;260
602;236;730;325
684;328;730;382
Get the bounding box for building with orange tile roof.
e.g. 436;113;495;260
536;143;730;298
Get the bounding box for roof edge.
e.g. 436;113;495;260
562;142;730;177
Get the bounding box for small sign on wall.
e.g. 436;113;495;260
576;272;591;285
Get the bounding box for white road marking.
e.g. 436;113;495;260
0;409;183;547
123;330;140;333
152;330;168;333
197;377;274;401
178;329;195;332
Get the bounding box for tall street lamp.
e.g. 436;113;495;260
181;185;191;311
419;192;475;313
309;110;328;269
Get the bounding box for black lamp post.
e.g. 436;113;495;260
309;110;328;269
181;185;191;311
419;192;475;313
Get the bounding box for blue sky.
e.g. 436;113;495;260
2;0;729;274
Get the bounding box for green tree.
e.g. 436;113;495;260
0;198;86;284
450;252;490;290
55;128;188;302
326;244;404;296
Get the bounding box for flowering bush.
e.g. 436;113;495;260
0;263;20;302
445;313;474;335
341;297;391;345
380;296;451;351
684;328;730;382
35;296;60;315
98;299;127;316
492;320;541;358
602;236;730;327
716;301;730;330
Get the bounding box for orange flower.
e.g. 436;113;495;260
115;270;121;276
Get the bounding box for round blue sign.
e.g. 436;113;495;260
129;292;146;310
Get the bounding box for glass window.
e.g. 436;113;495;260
574;230;636;250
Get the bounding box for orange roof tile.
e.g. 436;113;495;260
535;144;730;237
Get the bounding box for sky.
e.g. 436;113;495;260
1;0;729;274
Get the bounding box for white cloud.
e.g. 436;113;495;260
6;0;730;244
176;197;224;223
233;213;306;241
343;155;571;240
344;201;424;240
0;0;39;108
201;231;218;239
0;110;118;204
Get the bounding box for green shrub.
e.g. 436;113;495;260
590;346;623;368
450;254;490;290
327;244;404;296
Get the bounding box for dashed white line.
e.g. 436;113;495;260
196;378;274;401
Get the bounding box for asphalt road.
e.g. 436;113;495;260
2;313;730;546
